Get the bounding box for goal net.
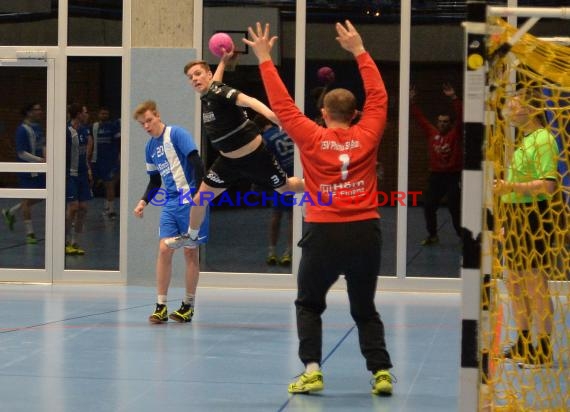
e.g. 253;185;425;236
481;16;569;411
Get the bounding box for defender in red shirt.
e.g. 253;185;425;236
245;20;394;396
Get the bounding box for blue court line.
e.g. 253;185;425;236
276;324;356;412
0;303;153;334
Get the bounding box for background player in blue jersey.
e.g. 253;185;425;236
65;103;93;255
133;100;209;324
253;114;294;266
91;106;121;219
2;103;46;244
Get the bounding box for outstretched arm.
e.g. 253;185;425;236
236;93;280;126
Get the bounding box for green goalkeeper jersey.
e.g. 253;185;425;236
502;128;559;204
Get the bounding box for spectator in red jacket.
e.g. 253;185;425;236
410;83;463;245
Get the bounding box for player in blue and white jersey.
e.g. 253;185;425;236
133;100;209;324
65;103;93;256
91;107;121;219
2;103;46;244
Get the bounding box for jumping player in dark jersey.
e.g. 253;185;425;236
166;51;304;248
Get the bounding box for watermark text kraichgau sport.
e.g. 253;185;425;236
148;188;421;207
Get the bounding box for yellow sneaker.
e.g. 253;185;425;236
26;233;38;245
149;303;168;324
279;252;292;266
266;253;278;265
288;371;324;394
371;370;394;396
65;243;77;255
169;302;194;323
72;243;85;255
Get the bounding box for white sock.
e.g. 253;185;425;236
184;293;195;307
305;362;320;373
157;295;167;305
189;229;199;240
24;220;34;235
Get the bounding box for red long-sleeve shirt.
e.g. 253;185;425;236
411;99;463;172
259;52;387;223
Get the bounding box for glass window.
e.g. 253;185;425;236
68;0;122;46
407;6;464;278
65;57;121;270
306;5;400;276
200;3;293;274
0;1;58;46
0;65;48;269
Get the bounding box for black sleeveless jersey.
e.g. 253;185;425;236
201;81;259;152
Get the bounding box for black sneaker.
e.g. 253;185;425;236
169;302;194;323
149;303;168;324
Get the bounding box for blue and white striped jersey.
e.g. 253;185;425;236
145;125;198;204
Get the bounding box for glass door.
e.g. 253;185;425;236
0;59;53;282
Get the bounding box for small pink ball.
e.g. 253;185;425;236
317;66;335;84
208;32;234;58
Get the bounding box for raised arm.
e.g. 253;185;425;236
212;48;238;82
243;22;320;145
236;93;280;126
335;20;365;58
410;87;437;135
443;83;463;129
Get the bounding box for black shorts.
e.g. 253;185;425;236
203;142;288;190
503;200;554;271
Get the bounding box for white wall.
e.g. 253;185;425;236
128;48;197;286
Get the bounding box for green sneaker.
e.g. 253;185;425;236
288;371;324;394
71;243;85;255
371;370;394;396
169;302;194;323
26;233;38;245
65;242;78;255
2;208;15;231
149;303;168;324
279;252;292;266
420;236;439;246
266;253;278;265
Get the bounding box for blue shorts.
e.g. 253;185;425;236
159;201;209;244
94;160;119;182
19;174;46;189
66;175;92;202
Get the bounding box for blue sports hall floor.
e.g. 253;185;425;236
0;285;462;412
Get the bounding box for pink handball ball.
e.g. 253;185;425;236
208;32;234;57
317;66;335;84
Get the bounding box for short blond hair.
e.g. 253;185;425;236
323;88;357;123
133;100;158;120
